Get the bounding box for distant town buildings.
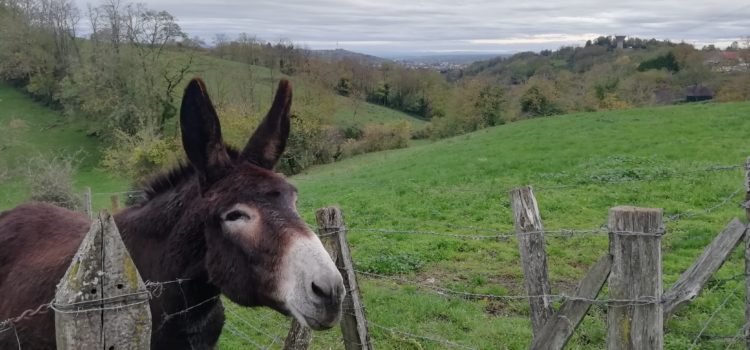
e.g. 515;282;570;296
394;59;469;70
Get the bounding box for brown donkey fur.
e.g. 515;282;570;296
0;78;344;349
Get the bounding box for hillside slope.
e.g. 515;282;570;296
0;84;127;210
189;54;426;128
0;53;424;210
223;101;750;349
4;80;749;348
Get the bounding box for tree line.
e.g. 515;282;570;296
210;33;750;140
2;0;750;181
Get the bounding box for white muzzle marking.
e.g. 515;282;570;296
277;232;345;330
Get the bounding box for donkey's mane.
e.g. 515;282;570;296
142;146;240;199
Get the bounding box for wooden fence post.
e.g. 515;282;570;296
662;218;745;320
55;210;151;350
530;253;612;350
82;187;92;219
509;186;553;337
607;206;664;350
744;156;750;349
283;321;312;350
320;207;372;350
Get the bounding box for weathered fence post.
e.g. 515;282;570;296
284;207;372;350
82;186;92;219
55;210;151;350
321;207;371;350
111;194;120;212
744;156;750;349
662;218;745;320
607;206;664;350
509;186;553;337
530;253;612;350
283;321;312;350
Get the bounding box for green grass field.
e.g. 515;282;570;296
221;101;750;349
0;84;128;210
3;80;750;349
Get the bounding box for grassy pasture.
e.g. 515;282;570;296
222;101;750;349
0;84;127;210
4;80;750;348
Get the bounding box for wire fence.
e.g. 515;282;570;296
688;284;744;350
0;278;239;349
2;163;749;348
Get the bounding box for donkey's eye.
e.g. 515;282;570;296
224;210;249;222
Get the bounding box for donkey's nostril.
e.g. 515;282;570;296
311;281;328;299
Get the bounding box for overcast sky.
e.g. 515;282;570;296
75;0;750;57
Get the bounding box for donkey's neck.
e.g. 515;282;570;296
113;180;224;344
114;180;211;286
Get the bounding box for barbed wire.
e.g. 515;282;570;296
722;322;749;350
243;308;290;330
308;184;745;245
0;322;22;350
224;320;270;350
666;187;744;222
355;270;659;307
359;314;477;350
689;283;742;350
224;305;284;347
347;227;611;240
345;226;681;240
1;278;197;329
156;296;221;332
309;182;745;244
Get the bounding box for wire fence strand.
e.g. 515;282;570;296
363;315;477;350
356;270;660;306
689;284;742;350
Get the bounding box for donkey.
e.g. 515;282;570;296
0;78;345;349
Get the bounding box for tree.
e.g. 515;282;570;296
0;0;79;102
66;1;190;135
336;77;352;96
675;50;711;87
637;52;679;72
520;78;562;117
475;84;505;126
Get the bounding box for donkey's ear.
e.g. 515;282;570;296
180;78;231;189
241;79;292;169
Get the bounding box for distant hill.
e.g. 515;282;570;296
308;48;391;65
391;53;512;70
396;53;511;65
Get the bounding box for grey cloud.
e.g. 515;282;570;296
73;0;750;55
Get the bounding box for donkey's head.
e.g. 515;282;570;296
180;78;344;330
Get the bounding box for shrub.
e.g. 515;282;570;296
343;121;411;157
342;125;363;140
217;100;345;176
520;80;563;117
411;124;432;140
637;52;680;72
715;73;750;102
25;152;83;210
101;126;182;183
279;115;345;175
